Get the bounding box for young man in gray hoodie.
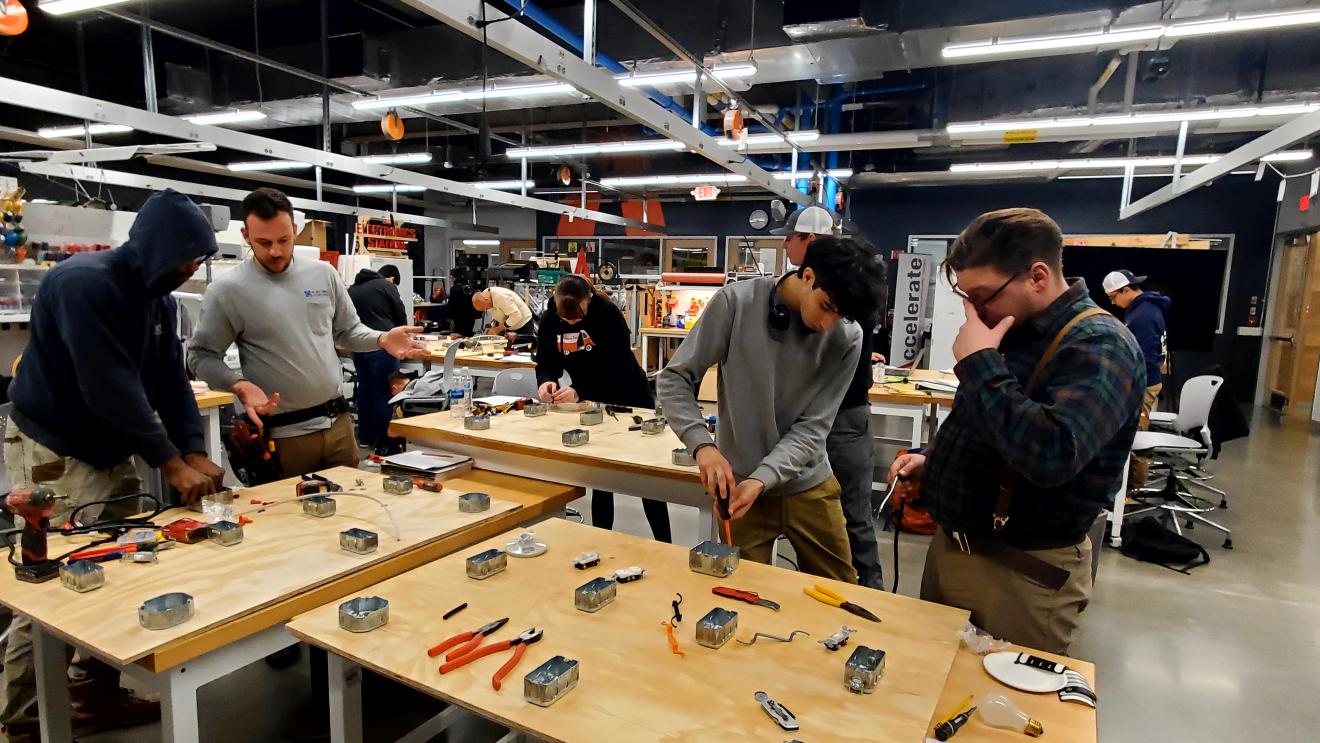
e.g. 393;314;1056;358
658;238;885;582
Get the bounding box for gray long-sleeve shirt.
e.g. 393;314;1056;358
188;256;382;438
657;276;862;497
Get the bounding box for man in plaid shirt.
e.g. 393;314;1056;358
890;208;1143;654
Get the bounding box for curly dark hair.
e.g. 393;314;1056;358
797;236;886;324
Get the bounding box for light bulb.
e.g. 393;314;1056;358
978;693;1044;737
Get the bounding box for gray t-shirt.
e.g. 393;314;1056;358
188;256;382;438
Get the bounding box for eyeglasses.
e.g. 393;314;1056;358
951;269;1024;307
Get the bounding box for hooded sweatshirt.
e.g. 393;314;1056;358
535;294;653;408
10;189;216;469
1124;291;1171;385
347;268;407;333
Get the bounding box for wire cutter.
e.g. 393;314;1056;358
438;627;544;689
803;584;882;623
427;617;509;660
712;586;780;611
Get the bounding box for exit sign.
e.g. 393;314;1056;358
691;185;721;201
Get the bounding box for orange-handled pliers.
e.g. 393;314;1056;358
439;627;544;690
427;617;508;659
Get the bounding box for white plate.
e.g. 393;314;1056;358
982;651;1067;693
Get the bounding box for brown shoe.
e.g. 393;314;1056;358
71;687;160;734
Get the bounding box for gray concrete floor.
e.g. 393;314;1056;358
70;410;1315;742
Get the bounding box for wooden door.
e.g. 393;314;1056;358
1266;234;1320;416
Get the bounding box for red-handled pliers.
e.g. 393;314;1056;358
439;627;544;690
427;617;509;660
713;586;780;611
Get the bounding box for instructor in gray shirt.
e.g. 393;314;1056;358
189;188;424;477
658;237;883;583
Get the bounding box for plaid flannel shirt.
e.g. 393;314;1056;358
924;279;1145;543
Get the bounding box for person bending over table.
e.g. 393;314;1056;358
474;285;537;346
535;275;671;542
658;239;883;582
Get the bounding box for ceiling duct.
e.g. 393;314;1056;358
782;0;888;41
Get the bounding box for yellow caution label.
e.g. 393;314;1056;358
1003;130;1038;144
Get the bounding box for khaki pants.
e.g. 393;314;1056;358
275;414;360;478
1;422;142;724
1130;382;1163;487
732;476;858;584
920;529;1093;655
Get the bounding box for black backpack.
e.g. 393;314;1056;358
1120;517;1211;574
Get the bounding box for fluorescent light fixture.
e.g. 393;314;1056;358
716;130;821;147
771;168;853;180
38;0;133;16
29;198;59;204
182;110;267;126
1262;150;1313;163
38;123;133;138
950;150;1313;173
1059;171;1257;180
473;180;536;190
461;240;501;246
227;160;314;172
599;173;749;188
352;82;573;111
353;184;427;194
361;152;434;165
947;102;1320;135
945;7;1320;60
615;63;758;87
504;140;686;160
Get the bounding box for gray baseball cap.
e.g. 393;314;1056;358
770;205;835;236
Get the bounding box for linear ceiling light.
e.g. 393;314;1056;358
361;152;434;165
615;63;758;88
950;150;1311;173
353;184;427;193
473;180;536;190
716;130;821;147
947;102;1320;135
38;123;133;138
461;239;501;246
1059;170;1258;180
38;0;134;15
944;7;1320;60
599;173;750;188
228;160;314;172
772;168;853;180
352;82;575;111
182;110;267;126
504;140;687;160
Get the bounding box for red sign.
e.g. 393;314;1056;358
1301;194;1311;212
355;218;417;252
691;185;721;201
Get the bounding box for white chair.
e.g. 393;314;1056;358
492;369;538;398
1147;375;1229;508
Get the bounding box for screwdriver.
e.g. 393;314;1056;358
934;696;976;741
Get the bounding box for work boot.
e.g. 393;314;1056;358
71;686;160;735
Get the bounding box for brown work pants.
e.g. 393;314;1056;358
1130;382;1163;488
732;476;859;584
275;414;360;478
920;529;1093;655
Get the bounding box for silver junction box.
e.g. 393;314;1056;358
574;577;617;612
524;655;579;707
466;548;507;580
696;607;739;649
689;540;740;577
844;645;886;694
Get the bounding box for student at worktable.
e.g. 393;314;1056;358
473;285;536;344
658;239;884;582
2;189;225;742
536;275;672;542
348;263;409;452
890;208;1143;654
189;188;426;478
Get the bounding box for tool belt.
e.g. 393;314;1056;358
945;528;1074;591
262;396;349;430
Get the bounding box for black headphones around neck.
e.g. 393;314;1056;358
767;274;792;331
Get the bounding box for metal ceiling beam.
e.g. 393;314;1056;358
18;162;495;232
1119;107;1320;219
0;77;662;231
397;0;809;206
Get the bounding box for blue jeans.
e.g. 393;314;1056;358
353;350;399;450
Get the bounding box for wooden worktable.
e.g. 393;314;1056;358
418;348;536;372
193;390;236;410
869;368;958;408
0;466;581;673
289;518;969;743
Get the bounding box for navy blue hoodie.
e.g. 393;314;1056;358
1124;291;1171;385
10;189;217;469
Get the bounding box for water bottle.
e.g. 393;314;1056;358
449;368;468;418
461;366;474;413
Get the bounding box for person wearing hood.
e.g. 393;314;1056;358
2;188;224;740
1104;269;1172;486
348;264;408;450
189;188;425;478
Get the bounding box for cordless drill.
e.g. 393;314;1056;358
5;486;66;583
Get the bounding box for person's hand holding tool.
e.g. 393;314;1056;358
537;381;558;403
888;452;925;483
162;457;217;504
184;453;225;489
551;385;579;404
505;332;518;345
233;380;280;429
695;444;735;507
380;325;427;360
729;478;765;519
871;352;886;363
953;299;1014;362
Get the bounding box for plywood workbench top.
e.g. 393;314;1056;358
288;518;969;743
193;389;236;410
870;368;958;407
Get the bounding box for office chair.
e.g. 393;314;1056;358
1147;375;1229;508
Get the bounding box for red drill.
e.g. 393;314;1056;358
5;486;66;583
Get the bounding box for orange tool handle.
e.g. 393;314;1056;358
427;631;472;658
439;639;511;674
662;621;685;658
713;586;760;604
444;633;486;662
491;642;527;690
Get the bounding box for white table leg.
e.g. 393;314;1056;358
1109;457;1130;547
327;654;363;743
160;669;201;743
640;335;650;374
204;409;222;465
33;625;72;743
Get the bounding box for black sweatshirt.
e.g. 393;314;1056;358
536;294;653;408
10;189;216;469
347;268;407;332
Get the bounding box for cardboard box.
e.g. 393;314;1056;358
297;220;330;250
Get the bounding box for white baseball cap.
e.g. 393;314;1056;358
1102;269;1146;294
771;205;835;236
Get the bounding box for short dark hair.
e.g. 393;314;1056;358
797;236;885;324
449;267;466;280
944;208;1063;284
241;187;295;224
378;264;401;282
